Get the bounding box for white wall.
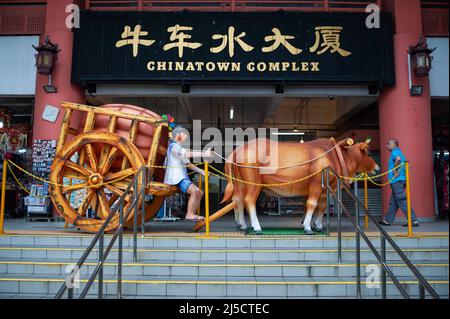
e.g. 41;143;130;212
0;36;39;95
427;37;449;98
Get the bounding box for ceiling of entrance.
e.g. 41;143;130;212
87;93;377;137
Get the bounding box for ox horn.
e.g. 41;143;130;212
346;138;354;146
365;137;372;144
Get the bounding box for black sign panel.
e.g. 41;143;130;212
72;11;394;86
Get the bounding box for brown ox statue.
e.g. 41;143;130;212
220;137;379;234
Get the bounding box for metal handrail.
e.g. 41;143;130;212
322;166;440;299
55;165;148;299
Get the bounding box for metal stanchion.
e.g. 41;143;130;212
355;180;361;299
326;168;330;237
204;162;210;237
117;201;123;299
364;178;369;230
133;177;138;262
0;159;7;235
405;162;413;238
98;231;104;299
141;168;146;238
337;178;342;263
381;234;387;299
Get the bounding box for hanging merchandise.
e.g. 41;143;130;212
32;139;56;178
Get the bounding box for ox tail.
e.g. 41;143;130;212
220;150;236;204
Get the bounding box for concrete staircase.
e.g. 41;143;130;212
0;234;448;299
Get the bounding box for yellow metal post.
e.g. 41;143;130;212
405;162;413;237
364;178;369;229
0;159;8;235
204;162;210;237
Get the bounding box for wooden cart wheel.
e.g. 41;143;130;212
49;131;145;233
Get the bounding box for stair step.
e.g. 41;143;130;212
0;260;447;278
1;246;448;262
0;274;447;298
1;235;448;249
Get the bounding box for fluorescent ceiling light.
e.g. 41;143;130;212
271;132;305;136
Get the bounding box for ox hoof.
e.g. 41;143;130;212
304;229;314;235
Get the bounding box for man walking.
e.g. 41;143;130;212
379;138;419;227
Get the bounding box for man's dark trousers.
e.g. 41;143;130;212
384;181;418;223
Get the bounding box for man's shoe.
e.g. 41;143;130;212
379;220;391;226
403;221;419;227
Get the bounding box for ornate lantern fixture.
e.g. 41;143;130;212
408;37;436;78
33;36;60;93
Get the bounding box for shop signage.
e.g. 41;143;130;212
72;11;394;86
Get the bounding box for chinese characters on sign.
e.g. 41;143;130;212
73;11;395;84
115;24;352;58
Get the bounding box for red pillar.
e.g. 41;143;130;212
33;0;85;141
379;0;435;220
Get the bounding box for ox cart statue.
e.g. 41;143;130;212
49;102;178;233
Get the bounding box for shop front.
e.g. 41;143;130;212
62;10;395;217
1;0;442;225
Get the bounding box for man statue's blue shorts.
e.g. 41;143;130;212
177;178;192;194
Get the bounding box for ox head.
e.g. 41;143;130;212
346;137;380;175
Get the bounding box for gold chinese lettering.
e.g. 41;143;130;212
163;25;202;58
262;28;302;55
210;26;254;57
115;25;155;58
309;26;351;57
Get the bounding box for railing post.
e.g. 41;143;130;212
326;167;330;237
0;159;7;235
419;284;425;299
141;167;146;238
98;231;104;299
118;201;124;299
133;176;139;262
355;180;361;299
337;177;342;263
68;285;73;299
405;162;413;238
381;234;387;299
364;178;369;230
204;162;210;237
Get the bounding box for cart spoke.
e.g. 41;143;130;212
77;189;96;216
61;183;88;195
61;169;88;181
107;178;134;193
84;144;98;172
105;168;135;183
96;189;110;219
107;193;119;207
98;144;111;170
99;146;119;176
105;184;132;202
65;161;93;177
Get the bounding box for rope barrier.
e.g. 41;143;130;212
7;160;135;190
4;145;406;202
210;138;350;169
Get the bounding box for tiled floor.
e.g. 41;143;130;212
2;214;448;237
